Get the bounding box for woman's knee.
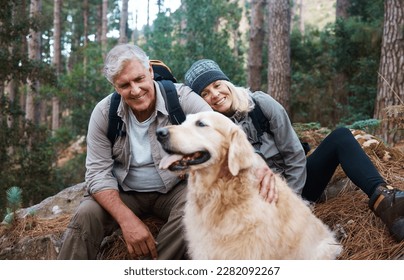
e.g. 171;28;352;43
331;127;351;138
327;127;355;145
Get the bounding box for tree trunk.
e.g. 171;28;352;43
101;0;108;56
248;0;266;91
299;0;304;34
6;79;16;128
374;0;404;144
267;0;291;113
119;0;128;43
334;0;350;122
147;0;150;27
83;0;89;71
132;10;138;44
336;0;350;19
83;0;88;47
6;5;18;130
26;0;41;124
96;3;102;42
52;0;62;134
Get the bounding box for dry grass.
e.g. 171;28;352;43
315;188;404;260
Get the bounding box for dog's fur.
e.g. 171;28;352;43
157;111;342;260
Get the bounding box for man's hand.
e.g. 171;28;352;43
256;165;278;203
120;218;158;260
93;190;158;259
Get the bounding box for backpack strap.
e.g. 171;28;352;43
249;96;310;155
249;97;271;138
157;80;186;125
107;92;126;146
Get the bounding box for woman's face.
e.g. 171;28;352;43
200;80;233;115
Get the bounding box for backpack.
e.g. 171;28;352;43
107;60;186;146
248;98;311;155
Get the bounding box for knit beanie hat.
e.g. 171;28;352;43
184;59;229;95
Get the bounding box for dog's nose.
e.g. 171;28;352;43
156;127;169;143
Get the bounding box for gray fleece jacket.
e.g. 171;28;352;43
230;91;307;194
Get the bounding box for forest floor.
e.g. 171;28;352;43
1;128;403;260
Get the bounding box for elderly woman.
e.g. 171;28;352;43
184;59;404;242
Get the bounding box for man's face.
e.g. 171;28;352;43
114;59;155;121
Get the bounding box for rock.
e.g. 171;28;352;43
0;234;60;260
17;182;86;219
0;182;86;260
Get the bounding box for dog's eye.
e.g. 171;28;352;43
195;120;207;127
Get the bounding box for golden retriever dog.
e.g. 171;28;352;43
157;111;342;260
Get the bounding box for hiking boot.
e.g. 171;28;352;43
369;185;404;242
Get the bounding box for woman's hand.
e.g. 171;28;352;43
256;165;278;203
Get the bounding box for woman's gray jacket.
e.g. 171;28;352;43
231;91;307;194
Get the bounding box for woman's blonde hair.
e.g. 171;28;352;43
223;80;254;114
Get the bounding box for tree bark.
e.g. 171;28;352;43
26;0;41;124
82;0;89;71
52;0;62;134
147;0;150;27
336;0;350;19
119;0;128;43
299;0;304;34
334;0;350;122
96;3;102;42
267;0;291;113
101;0;108;57
83;0;88;47
374;0;404;144
248;0;266;91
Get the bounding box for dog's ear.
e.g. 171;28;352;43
228;127;254;176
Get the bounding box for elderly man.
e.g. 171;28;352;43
57;44;213;260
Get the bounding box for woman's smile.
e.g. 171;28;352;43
213;96;227;106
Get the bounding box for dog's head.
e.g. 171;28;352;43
157;111;255;176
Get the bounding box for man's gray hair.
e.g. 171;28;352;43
103;44;150;84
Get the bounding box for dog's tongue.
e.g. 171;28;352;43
159;154;183;170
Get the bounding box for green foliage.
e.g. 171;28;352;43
346;119;381;135
3;212;15;225
59;43;112;135
142;10;178;76
0;115;60;218
349;0;385;22
2;186;22;225
54;152;86;188
290;0;384;128
177;0;245;84
290;25;337;125
6;186;22;211
293;122;322;131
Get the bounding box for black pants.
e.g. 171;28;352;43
302;127;386;202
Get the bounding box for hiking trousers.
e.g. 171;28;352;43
302;127;386;202
57;181;187;260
